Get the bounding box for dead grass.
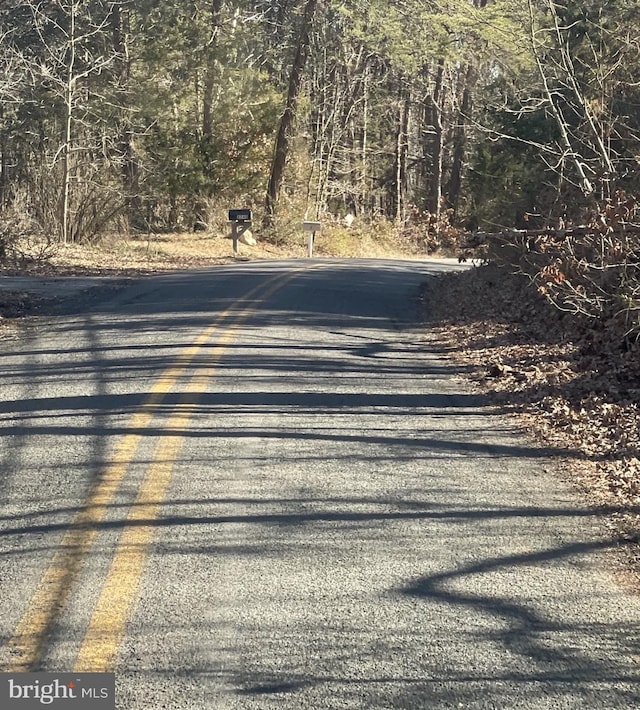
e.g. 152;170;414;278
424;263;640;580
1;224;423;278
25;232;296;275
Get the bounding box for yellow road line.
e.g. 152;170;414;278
5;392;167;672
72;410;190;673
72;355;222;673
5;265;314;672
73;271;308;672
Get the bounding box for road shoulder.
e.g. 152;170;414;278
423;263;640;592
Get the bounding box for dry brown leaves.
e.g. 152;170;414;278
424;263;640;575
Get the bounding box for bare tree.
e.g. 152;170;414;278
525;0;623;198
0;31;29;209
264;0;319;226
27;0;120;242
202;0;224;140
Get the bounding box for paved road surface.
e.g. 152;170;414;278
1;259;639;709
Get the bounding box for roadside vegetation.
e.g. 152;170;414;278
0;2;636;248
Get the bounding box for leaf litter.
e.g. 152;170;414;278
424;262;640;585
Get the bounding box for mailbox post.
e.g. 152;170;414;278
302;220;322;258
228;209;252;257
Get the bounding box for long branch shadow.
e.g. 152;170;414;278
0;423;571;459
2;496;640;544
0;390;488;416
398;537;640;693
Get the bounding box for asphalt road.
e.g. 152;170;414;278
1;258;640;709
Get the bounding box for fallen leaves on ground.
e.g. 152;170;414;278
424;263;640;580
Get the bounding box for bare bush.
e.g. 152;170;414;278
0;197;56;270
399;206;466;255
27;161;125;244
529;195;640;339
476;192;640;345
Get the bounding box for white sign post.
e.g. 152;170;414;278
302;221;322;258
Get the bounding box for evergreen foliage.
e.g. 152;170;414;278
0;0;638;241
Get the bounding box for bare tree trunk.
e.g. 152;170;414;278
361;64;369;210
444;0;487;212
202;0;223;140
264;0;319;227
446;63;474;212
0;105;7;210
112;4;139;223
395;87;410;222
61;0;77;244
426;60;445;216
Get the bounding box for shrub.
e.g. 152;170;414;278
0;196;56;270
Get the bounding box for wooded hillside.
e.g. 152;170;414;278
0;0;639;245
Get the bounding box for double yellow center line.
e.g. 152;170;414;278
5;265;314;673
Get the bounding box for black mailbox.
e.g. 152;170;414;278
228;209;252;222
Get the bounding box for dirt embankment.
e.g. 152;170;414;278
424;263;640;578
